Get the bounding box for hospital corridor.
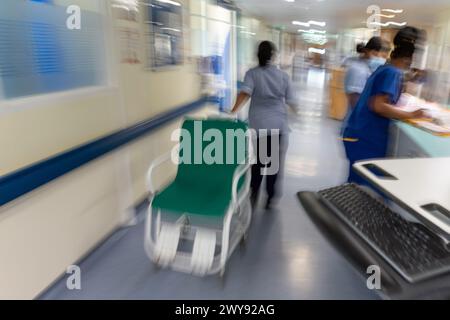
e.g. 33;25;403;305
1;0;450;306
39;69;378;300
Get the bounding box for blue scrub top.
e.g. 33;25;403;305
343;64;404;150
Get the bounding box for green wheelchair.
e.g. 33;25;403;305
144;118;253;277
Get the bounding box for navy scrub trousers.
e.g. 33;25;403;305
343;138;388;184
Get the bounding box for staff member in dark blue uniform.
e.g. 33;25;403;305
342;31;426;184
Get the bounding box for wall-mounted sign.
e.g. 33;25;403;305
118;27;141;64
144;0;183;69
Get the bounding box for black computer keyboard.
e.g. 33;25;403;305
318;184;450;283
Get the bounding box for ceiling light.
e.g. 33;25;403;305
310;29;326;34
292;20;326;27
309;20;326;27
308;48;326;55
240;31;256;36
382;9;403;13
298;29;326;34
285;0;295;2
293;21;310;27
369;21;407;27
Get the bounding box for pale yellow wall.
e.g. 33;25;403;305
0;152;124;299
0;89;123;176
119;63;201;125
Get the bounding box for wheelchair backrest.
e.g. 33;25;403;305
174;118;249;188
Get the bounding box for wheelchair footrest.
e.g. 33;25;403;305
191;229;216;276
154;223;181;268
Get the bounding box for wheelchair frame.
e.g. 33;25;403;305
144;133;253;277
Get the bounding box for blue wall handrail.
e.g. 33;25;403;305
0;96;217;207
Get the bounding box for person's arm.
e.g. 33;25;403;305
344;65;365;109
346;93;360;109
371;94;426;120
231;70;253;114
231;91;250;113
370;68;427;120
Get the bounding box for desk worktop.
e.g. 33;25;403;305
354;157;450;235
395;122;450;157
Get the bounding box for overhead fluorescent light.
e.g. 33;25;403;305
298;29;326;34
292;20;326;27
309;20;326;27
308;48;326;54
156;0;181;6
293;21;310;27
310;29;326;34
369;21;407;27
240;31;256;36
382;9;403;13
285;0;295;2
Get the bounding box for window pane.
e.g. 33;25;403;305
0;0;106;100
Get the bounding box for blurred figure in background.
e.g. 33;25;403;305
341;37;389;134
342;28;427;184
344;37;388;111
379;40;392;60
231;41;297;210
341;43;365;69
292;49;309;83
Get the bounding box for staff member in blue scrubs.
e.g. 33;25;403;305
344;37;388;111
342;32;426;184
341;37;390;135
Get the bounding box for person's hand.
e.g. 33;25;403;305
409;109;429;119
219;109;237;119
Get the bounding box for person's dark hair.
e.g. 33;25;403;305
364;36;383;52
257;41;276;67
391;27;419;60
393;27;421;46
356;43;365;54
391;41;415;59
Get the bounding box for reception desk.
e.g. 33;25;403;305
328;68;348;120
389;121;450;158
